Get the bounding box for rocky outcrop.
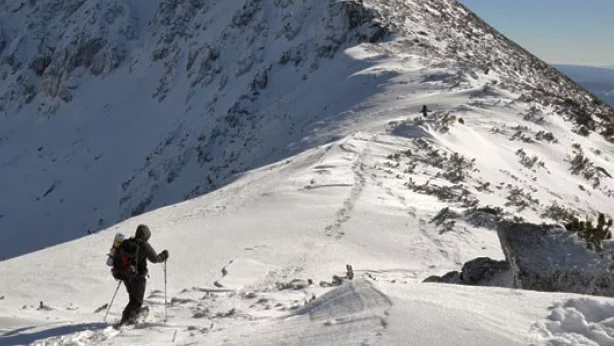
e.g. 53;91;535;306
423;257;509;286
0;0;135;114
423;270;460;284
425;221;614;297
460;257;509;286
497;221;614;297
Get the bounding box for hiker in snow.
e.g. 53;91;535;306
420;105;430;117
112;224;169;325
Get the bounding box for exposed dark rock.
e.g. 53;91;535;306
441;270;461;284
252;69;268;90
460;257;508;286
231;0;262;28
423;270;462;284
422;275;443;283
497;221;614;297
465;209;501;229
30;56;52;76
69;38;105;73
424;261;506;286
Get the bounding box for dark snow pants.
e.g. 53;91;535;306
122;276;146;322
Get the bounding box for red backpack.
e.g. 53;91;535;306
111;238;140;280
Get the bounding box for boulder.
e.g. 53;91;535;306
460;257;509;286
422;270;461;284
497;221;614;297
442;270;461;284
422;275;442;283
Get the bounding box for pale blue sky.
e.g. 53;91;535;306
459;0;614;66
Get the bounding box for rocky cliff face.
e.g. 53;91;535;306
0;0;612;258
0;0;136;115
497;221;614;297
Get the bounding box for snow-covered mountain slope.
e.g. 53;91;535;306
3;104;614;345
1;0;613;259
2;1;614;344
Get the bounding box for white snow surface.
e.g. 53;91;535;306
2;0;614;345
0;0;612;259
2;102;614;344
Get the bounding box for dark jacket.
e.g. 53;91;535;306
135;238;165;276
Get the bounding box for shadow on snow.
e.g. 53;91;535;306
0;322;108;346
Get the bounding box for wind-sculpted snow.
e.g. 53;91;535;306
533;298;614;346
295;279;391;320
238;280;392;346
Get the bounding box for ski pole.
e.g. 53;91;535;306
104;280;122;322
164;260;168;324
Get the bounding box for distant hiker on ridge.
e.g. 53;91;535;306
111;224;169;326
421;105;431;117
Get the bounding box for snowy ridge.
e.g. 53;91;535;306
2;88;614;343
2;0;614;345
1;0;612;258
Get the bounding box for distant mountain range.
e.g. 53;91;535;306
554;64;614;107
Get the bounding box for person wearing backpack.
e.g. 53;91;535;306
112;224;169;326
420;104;431;117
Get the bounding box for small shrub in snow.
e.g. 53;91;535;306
512;125;530;132
510;130;534;143
571;109;596;133
386;149;412;161
516;148;547;171
409;139;477;183
440;152;476;183
475;181;493;193
431;112;457;133
535;130;557;143
499;169;520;182
601;124;614;142
511;215;525;223
523;106;545;124
541;201;577;222
505;186;539;212
565;213;613;252
464;206;503;229
430;207;460;226
575;125;591;137
407;180;478;208
475;205;503;216
567;147;609;188
490;126;503;134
